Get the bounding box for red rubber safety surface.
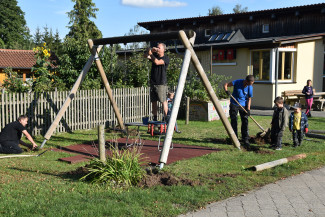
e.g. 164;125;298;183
52;138;222;164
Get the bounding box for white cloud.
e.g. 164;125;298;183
121;0;187;8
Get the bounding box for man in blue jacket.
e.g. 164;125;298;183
224;75;254;147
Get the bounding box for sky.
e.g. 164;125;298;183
17;0;325;40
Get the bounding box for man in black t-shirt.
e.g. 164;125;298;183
146;43;169;121
0;115;38;154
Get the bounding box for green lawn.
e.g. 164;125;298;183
1;116;325;216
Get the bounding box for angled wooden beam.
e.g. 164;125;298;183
88;39;125;130
40;46;103;148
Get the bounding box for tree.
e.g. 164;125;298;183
125;25;149;50
33;27;43;47
208;6;223;16
233;4;248;13
57;0;105;90
0;0;31;49
66;0;102;40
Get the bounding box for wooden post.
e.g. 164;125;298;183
88;39;125;131
98;125;106;163
40;46;103;148
179;30;241;150
254;153;306;171
186;97;190;125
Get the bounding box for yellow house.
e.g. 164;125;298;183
0;49;36;85
139;3;325;108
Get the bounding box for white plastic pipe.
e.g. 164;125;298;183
159;31;196;168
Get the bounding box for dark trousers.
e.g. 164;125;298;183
229;103;249;141
292;129;304;146
0;141;23;154
271;127;283;148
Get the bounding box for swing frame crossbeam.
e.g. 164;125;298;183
40;30;240;168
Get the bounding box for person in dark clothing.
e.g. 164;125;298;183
0;115;38;154
224;75;254;146
270;97;289;150
145;43;169;121
289;106;308;147
302;79;314;117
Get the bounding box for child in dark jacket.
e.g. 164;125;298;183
270;97;289;150
289;106;308;147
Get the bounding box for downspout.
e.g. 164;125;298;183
275;47;279;100
210;45;213;75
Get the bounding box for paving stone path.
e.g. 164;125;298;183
180;166;325;217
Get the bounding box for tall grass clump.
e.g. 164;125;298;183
80;146;147;188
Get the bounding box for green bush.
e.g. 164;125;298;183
80;146;147;188
184;72;231;101
2;68;31;92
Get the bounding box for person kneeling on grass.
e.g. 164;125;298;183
289;106;308;148
0;115;38;154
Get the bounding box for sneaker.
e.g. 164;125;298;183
293;143;298;148
275;147;282;150
176;130;181;134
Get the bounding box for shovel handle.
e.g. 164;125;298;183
229;95;266;132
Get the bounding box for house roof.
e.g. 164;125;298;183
138;3;325;28
0;49;36;69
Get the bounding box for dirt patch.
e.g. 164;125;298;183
138;170;200;188
64;166;200;188
241;144;275;155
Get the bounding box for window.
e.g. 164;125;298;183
262;24;269;33
251;50;271;81
277;51;294;80
205;29;212;37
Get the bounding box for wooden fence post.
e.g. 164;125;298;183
186;97;190;125
98;125;106;163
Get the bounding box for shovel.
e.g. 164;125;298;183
0;150;48;159
229;95;269;137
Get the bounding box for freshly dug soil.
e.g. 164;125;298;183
138;171;200;188
65;166;200;188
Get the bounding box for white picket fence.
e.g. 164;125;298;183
0;87;158;136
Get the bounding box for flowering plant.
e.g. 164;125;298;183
32;43;61;92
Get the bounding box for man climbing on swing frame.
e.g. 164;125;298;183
145;42;170;121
